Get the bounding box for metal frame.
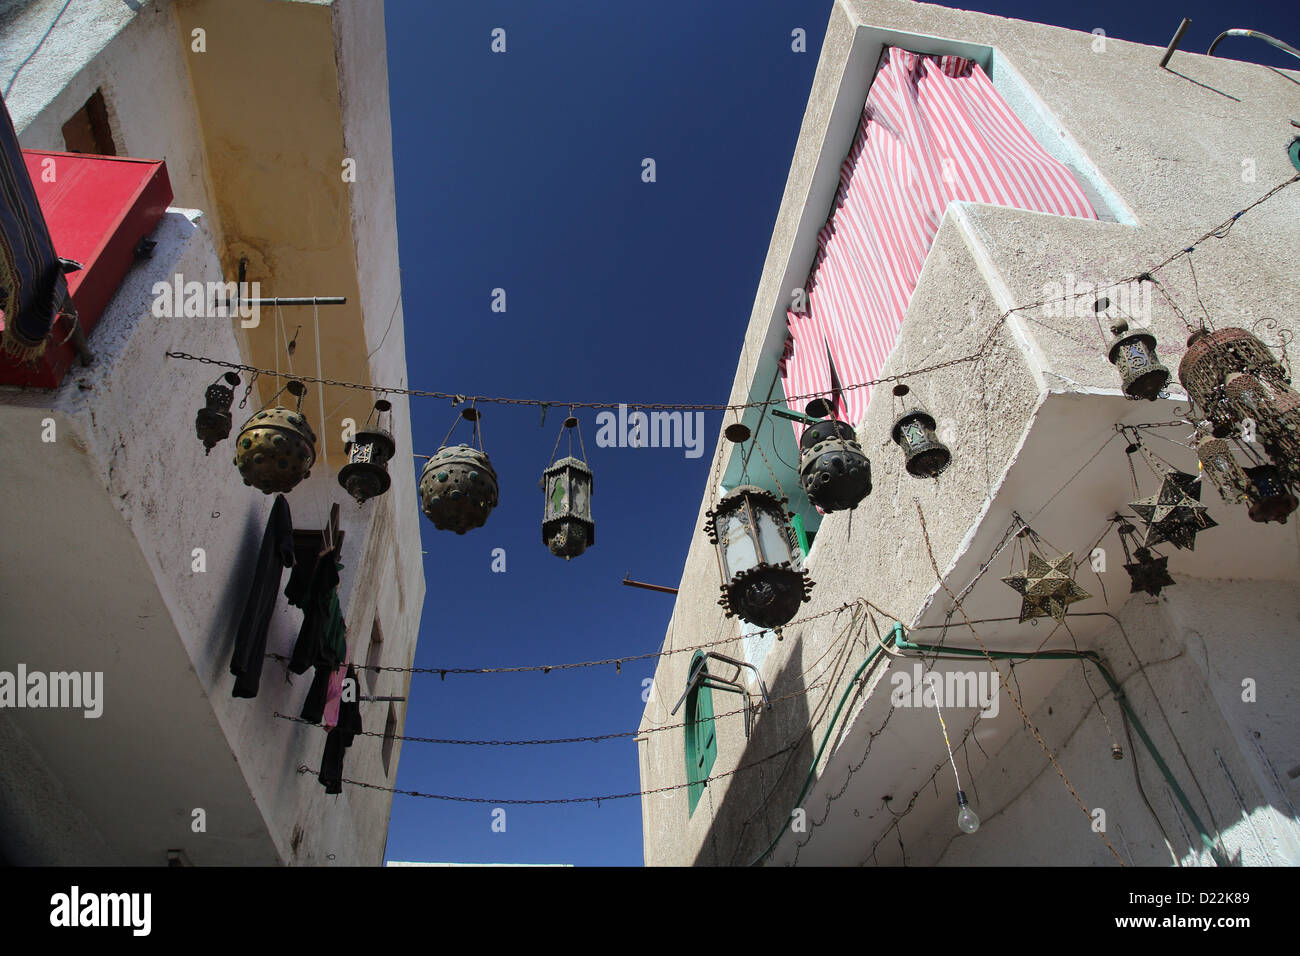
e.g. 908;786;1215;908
670;651;772;739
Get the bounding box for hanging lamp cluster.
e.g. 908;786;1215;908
1180;324;1300;521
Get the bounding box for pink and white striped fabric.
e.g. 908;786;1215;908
780;47;1097;427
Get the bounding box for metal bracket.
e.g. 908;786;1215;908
669;651;772;739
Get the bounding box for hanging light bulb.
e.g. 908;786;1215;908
956;790;980;834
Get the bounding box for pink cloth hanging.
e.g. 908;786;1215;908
780;46;1097;427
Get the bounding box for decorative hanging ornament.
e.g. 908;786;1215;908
1116;520;1175;597
1104;302;1170;401
1128;469;1216;551
233;380;316;494
798;414;871;512
338;399;397;506
1196;435;1250;504
890;385;951;479
1001;549;1091;623
1241;463;1299;524
195;371;241;455
541;415;594;559
1179;327;1297;442
704;485;812;629
418;406;499;534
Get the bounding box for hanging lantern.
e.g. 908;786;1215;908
541;416;594;559
1242;464;1299;524
1179;327;1295;439
1106;315;1170;401
1196;435;1249;504
798;417;871;512
233;380;316;494
891;409;951;478
1116;519;1175;597
195;371;240;455
1128;469;1216;551
418;407;498;534
338;399;397;506
704;485;812;629
1001;547;1091;623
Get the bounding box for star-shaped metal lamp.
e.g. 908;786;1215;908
1001;551;1092;623
1123;547;1175;596
1129;470;1217;551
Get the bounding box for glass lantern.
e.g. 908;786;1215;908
704;485;812;629
542;456;594;559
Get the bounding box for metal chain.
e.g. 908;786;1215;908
296;742;797;805
264;600;878;677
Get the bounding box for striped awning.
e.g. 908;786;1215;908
780;47;1097;428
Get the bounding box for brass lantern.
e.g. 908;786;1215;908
892;409;951;478
541;416;594;559
704;485;812;629
338;399;397;506
1242;464;1299;524
1106;317;1170;401
195;371;240;455
798;417;871;512
233;380;316;494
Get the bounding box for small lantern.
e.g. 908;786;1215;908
1242;464;1299;524
798;417;871;512
1106;316;1170;401
195;371;240;455
233;380;316;494
338;399;397;506
1116;520;1175;597
892;409;951;478
543;458;594;559
1196;435;1249;504
541;416;594;559
704;485;812;629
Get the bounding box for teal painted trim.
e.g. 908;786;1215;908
685;652;717;816
791;512;810;558
1289;137;1300;174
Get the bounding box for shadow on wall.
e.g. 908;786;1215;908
691;632;817;866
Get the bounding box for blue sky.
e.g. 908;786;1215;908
381;0;1299;866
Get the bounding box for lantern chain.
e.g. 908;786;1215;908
295;742;798;805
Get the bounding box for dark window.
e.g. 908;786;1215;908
62;89;116;156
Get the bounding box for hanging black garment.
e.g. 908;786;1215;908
319;664;362;794
300;663;331;724
287;555;342;675
230;495;295;698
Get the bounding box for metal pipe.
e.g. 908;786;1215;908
243;296;347;306
622;573;678;594
1207;28;1300;62
1160;18;1192;69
